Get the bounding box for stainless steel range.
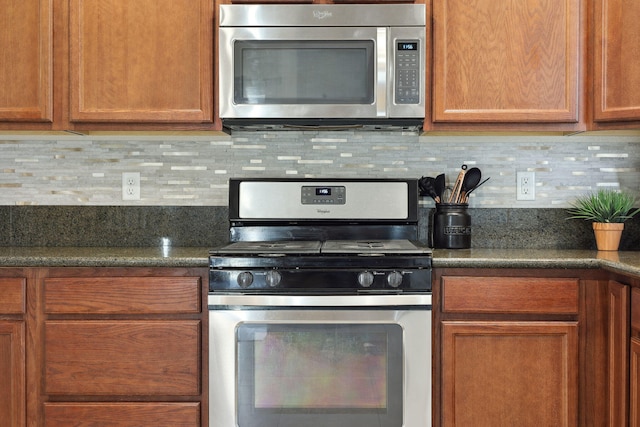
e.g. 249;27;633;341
209;178;432;427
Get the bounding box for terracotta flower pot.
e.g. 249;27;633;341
592;222;624;251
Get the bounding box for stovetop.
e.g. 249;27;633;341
321;239;431;255
211;239;432;256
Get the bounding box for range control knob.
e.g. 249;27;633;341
387;271;404;288
358;271;375;288
266;270;282;288
236;271;254;289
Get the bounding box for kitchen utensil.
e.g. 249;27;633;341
442;187;453;203
460;167;482;201
449;165;467;203
434;173;446;201
463;177;491;202
418;176;439;201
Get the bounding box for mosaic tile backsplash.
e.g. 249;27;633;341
1;131;640;207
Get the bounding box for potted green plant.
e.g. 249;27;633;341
567;189;640;251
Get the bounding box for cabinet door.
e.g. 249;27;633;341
432;0;580;124
0;0;52;122
632;337;640;427
608;281;630;427
45;320;200;396
0;322;25;427
69;0;212;123
593;0;640;122
441;321;578;427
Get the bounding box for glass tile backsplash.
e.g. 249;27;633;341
0;131;639;207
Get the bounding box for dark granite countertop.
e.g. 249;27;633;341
2;247;640;279
0;247;210;268
433;248;640;277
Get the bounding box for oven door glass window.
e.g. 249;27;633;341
237;323;402;427
234;40;375;105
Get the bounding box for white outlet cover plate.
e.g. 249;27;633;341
516;171;535;201
122;172;141;200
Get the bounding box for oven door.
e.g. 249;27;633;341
208;294;431;427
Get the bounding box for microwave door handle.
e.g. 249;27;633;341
376;27;387;117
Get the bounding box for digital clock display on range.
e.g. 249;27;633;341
301;185;345;205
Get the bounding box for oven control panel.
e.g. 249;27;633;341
301;185;346;205
210;268;432;292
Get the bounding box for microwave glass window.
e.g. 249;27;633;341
236;323;403;427
234;41;375;105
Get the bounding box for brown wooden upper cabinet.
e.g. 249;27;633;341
69;0;212;124
592;0;640;128
0;0;216;131
0;0;53;123
429;0;583;131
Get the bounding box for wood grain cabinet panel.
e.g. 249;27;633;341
0;277;26;427
442;276;579;314
631;287;640;332
593;0;640;123
0;0;52;122
632;337;640;427
44;402;200;427
0;322;25;427
0;278;26;314
631;287;640;427
69;0;212;123
44;320;200;396
442;321;578;427
432;0;580;124
44;276;201;314
608;281;630;427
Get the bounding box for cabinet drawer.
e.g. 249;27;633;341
442;276;579;314
0;278;26;314
44;320;200;395
44;276;201;314
44;402;200;427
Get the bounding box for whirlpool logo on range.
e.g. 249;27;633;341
317;209;331;214
313;10;333;19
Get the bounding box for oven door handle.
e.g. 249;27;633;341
208;293;432;308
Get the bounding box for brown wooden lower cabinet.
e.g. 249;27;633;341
0;321;25;427
435;270;583;427
0;276;26;427
0;267;209;426
44;402;200;427
39;269;207;426
44;320;200;396
630;287;640;427
608;281;630;427
631;337;640;427
441;320;578;426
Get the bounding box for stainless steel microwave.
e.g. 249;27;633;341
218;4;426;130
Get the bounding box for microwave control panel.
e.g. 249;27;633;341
395;41;420;105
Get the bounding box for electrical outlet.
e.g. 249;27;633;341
122;172;141;200
516;171;535;201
